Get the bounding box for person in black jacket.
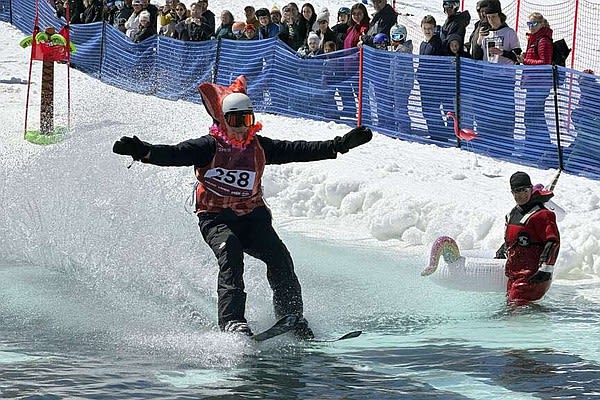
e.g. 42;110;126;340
358;0;397;48
112;75;372;339
440;0;470;48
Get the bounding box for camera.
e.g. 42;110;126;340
480;21;491;31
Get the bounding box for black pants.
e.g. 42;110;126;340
198;207;304;330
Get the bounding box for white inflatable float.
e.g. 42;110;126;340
421;236;507;292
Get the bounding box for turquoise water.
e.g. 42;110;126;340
1;234;599;399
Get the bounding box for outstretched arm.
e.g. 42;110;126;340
112;135;216;167
261;126;373;165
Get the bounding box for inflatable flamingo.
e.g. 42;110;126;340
422;236;507;292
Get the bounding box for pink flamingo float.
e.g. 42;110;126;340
446;112;477;141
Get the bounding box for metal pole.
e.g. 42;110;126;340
571;0;579;69
455;55;461;148
552;64;564;171
357;46;363;126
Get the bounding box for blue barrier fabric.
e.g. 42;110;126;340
4;0;599;180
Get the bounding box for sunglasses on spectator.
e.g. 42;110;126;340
512;186;531;194
225;111;255;128
527;21;540;28
176;7;184;11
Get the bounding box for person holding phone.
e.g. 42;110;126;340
478;2;520;64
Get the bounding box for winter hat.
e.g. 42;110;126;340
271;6;281;15
139;10;150;22
510;171;532;191
132;0;142;5
317;8;330;23
307;32;320;44
484;0;501;14
255;7;270;18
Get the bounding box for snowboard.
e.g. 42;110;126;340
250;315;363;343
309;330;363;343
252;314;299;342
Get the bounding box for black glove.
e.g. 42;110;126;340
112;135;150;161
333;126;372;154
528;270;552;284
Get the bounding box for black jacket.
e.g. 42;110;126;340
362;4;397;47
440;11;471;47
145;135;338;167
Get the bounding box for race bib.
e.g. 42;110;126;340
203;167;256;197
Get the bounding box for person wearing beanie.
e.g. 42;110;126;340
270;6;282;24
133;10;157;42
315;8;340;50
297;31;322;57
440;0;471;50
256;7;280;39
112;75;373;339
495;171;560;305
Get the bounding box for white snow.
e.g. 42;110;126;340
1;0;599;297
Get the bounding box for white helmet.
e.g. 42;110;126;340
390;24;407;42
222;92;253;114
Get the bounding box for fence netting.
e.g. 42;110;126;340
2;0;598;180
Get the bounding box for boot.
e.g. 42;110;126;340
223;320;254;337
293;317;314;340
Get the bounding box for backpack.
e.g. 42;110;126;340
552;38;571;67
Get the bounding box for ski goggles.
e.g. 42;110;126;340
527;21;540;28
391;32;405;42
225;111;255;127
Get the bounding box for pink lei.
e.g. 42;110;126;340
209;122;263;149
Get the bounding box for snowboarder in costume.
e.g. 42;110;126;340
496;172;560;305
112;75;372;338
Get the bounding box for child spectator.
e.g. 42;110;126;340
418;15;453;142
133;10;156;42
256;7;280;39
270;6;282;25
446;33;470;57
231;21;246;40
243;23;257;40
323;40;336;53
297;31;322;57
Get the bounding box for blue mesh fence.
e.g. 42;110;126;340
0;0;11;23
70;22;104;77
155;36;216;103
4;0;600;180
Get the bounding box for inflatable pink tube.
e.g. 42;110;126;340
421;236;507;292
